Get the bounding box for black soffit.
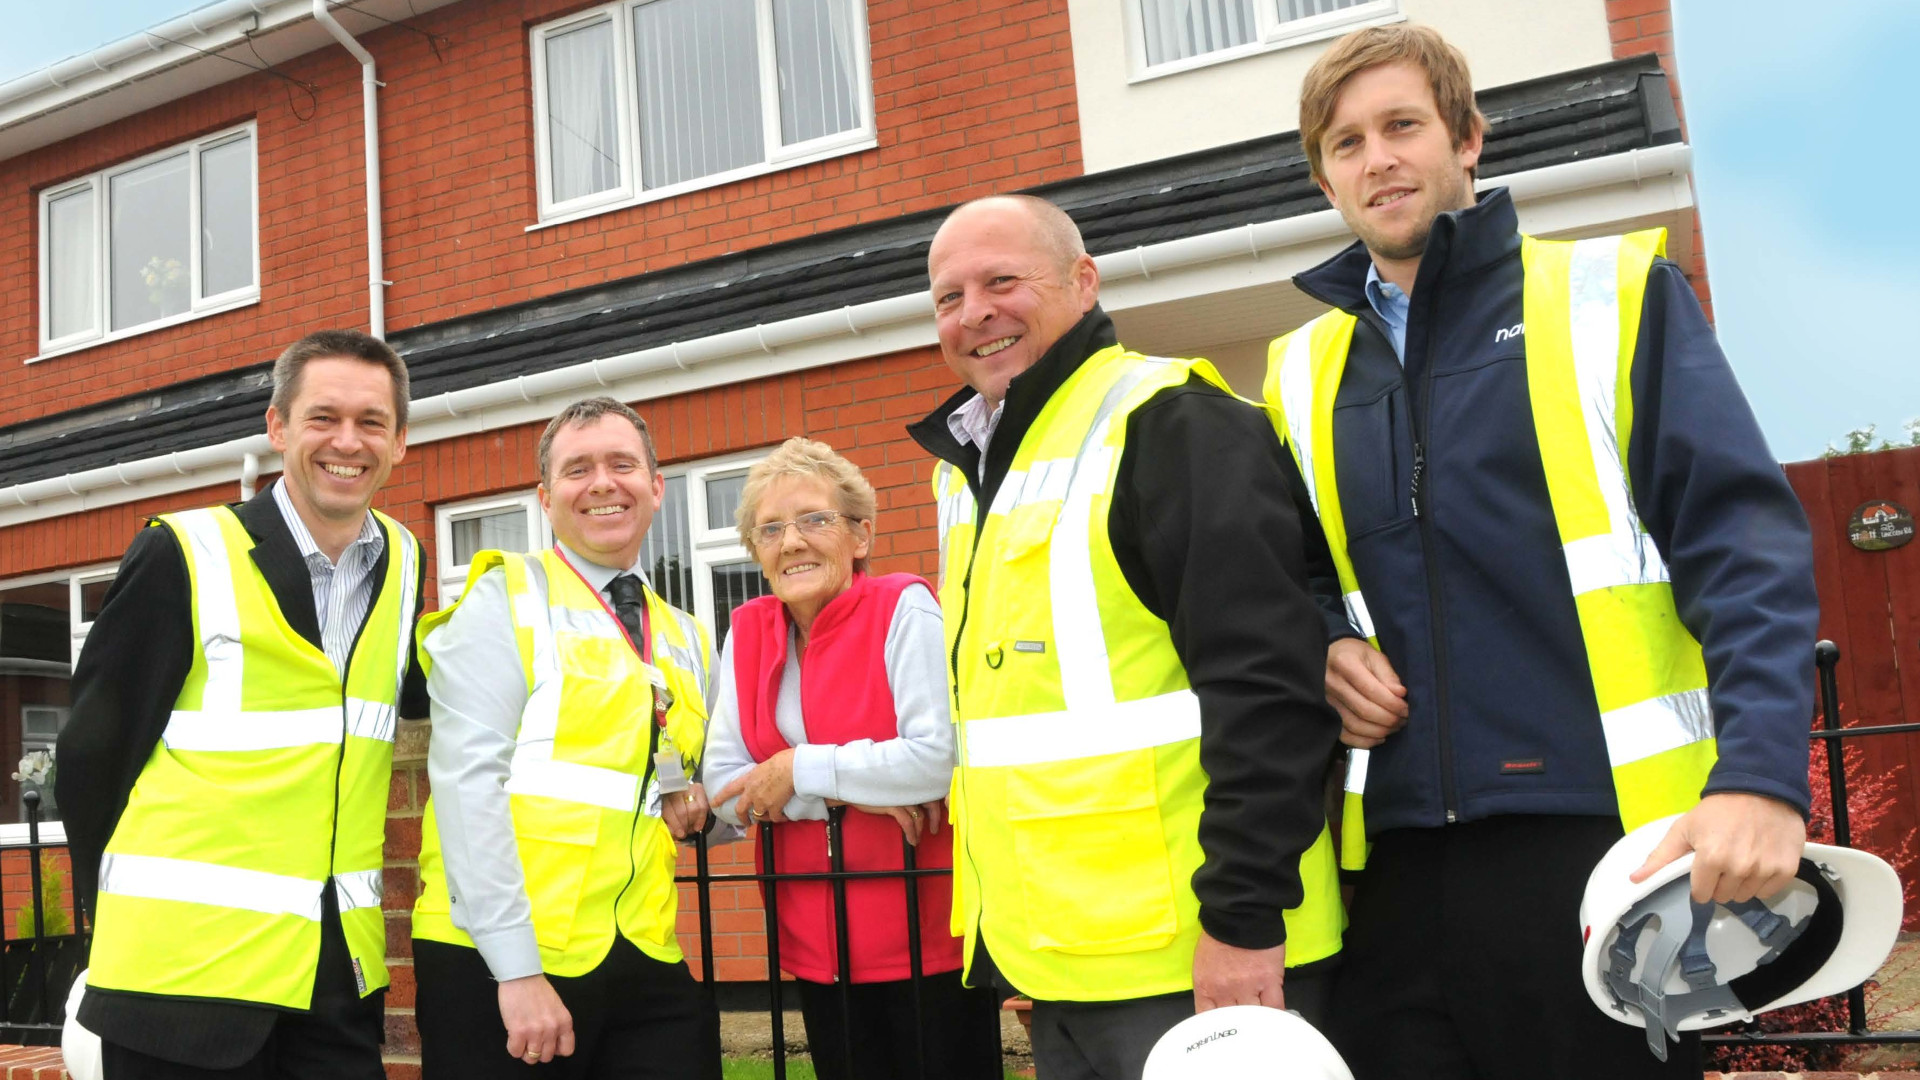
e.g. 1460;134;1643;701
0;56;1675;491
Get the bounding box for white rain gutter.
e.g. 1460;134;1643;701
0;0;275;110
312;0;387;337
0;143;1692;517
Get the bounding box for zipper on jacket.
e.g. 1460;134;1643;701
1408;314;1459;824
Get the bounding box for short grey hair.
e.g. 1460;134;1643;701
936;193;1087;277
735;437;877;573
537;397;659;482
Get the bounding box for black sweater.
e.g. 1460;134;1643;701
907;307;1341;951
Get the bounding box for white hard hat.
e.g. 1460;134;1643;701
1142;1005;1353;1080
62;968;102;1080
1580;813;1904;1062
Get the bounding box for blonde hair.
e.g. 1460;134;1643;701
1298;24;1486;186
735;437;878;572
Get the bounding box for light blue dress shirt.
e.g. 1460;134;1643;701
1365;262;1410;363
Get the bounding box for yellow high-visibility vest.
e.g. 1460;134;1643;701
1264;229;1716;871
412;549;712;977
89;505;418;1008
934;344;1344;1002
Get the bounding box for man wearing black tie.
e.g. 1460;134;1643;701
57;330;426;1079
409;396;722;1079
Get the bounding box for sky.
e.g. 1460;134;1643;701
3;1;1914;463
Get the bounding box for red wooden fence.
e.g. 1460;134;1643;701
1784;445;1920;853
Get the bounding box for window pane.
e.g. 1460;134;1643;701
0;582;70;665
1276;0;1366;22
710;560;773;648
22;706;65;740
1140;0;1256;67
6;685;69;826
79;575;116;624
200;136;255;297
452;508;531;566
705;473;748;532
773;0;861;145
109;153;191;331
545;19;623;204
642;475;694;611
47;188;96;341
633;0;766;190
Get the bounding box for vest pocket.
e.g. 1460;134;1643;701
1004;749;1178;955
509;796;603;951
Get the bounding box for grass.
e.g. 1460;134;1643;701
720;1060;1028;1079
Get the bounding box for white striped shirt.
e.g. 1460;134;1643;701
271;479;385;678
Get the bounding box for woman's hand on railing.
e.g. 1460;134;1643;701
845;799;945;846
713;748;797;825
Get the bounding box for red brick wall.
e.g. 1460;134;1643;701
1606;0;1714;322
0;0;1081;429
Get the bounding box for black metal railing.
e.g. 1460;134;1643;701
1700;640;1920;1053
1;791;86;1046
678;805;960;1080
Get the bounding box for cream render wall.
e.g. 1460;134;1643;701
1068;0;1616;174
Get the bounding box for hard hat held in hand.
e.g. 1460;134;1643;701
1143;1005;1353;1080
62;968;102;1080
1580;813;1903;1061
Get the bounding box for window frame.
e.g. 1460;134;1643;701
0;563;114;846
434;493;550;603
528;0;877;229
1126;0;1403;83
430;448;769;633
33;121;262;363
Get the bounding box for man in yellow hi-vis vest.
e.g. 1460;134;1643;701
410;397;720;1079
905;194;1343;1080
1270;25;1818;1079
57;330;426;1079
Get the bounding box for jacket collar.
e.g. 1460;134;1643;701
1293;186;1522;313
231;485;393;653
906;305;1119;498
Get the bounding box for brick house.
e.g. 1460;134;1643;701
0;0;1700;1072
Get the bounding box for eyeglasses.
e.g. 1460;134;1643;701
750;509;851;548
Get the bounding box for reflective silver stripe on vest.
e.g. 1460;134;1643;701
1561;235;1673;597
1049;358;1168;715
1344;747;1370;795
1601;689;1714;766
1276;329;1321;518
1343;591;1375;639
989;456;1077;517
98;853;325;921
963;689;1201;768
345;697;397;744
174;509;245;717
163;706;341;752
507;757;640;812
658;606;710;705
392;529;419;689
333;869;385;914
934;463;976;575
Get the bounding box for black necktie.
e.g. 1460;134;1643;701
608;573;646;649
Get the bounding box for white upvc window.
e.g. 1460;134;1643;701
432;451;772;644
0;562;115;839
529;0;875;227
1129;0;1401;80
34;123;260;361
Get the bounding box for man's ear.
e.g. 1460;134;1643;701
1072;253;1101;313
1317;174;1339;209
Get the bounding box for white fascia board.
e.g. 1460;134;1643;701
0;144;1692;534
0;0;465;162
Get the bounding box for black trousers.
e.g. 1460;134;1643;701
414;936;722;1080
1325;815;1703;1080
794;969;1003;1080
1027;956;1337;1080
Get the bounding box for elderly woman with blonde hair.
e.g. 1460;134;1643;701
705;437;1000;1080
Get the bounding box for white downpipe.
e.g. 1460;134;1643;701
240;452;261;500
312;1;386;338
0;144;1692;516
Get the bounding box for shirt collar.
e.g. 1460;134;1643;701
556;542;651;596
1364;262;1409;322
272;478;383;570
945;391;1003;450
